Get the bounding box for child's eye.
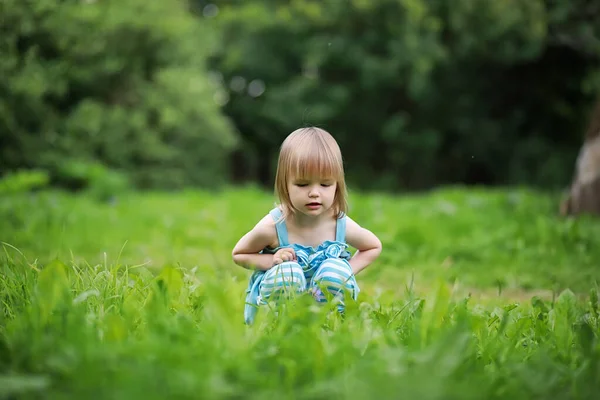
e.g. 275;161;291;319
321;183;332;187
295;183;308;187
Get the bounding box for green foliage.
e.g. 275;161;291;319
209;0;600;190
1;0;238;189
0;170;49;194
1;187;599;298
1;187;599;397
1;252;599;398
2;0;599;192
54;160;129;201
3;0;597;192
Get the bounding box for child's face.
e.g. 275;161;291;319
287;175;337;217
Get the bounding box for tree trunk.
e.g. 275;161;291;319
561;98;600;216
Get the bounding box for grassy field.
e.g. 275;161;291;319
1;186;600;399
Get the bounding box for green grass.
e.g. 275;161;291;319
1;186;600;399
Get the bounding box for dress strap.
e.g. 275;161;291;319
335;213;346;242
269;207;289;247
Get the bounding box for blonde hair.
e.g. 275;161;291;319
274;127;348;219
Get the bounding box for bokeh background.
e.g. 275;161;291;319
2;4;600;398
2;0;599;197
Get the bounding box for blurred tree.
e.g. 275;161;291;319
561;97;600;216
205;0;599;191
0;0;237;190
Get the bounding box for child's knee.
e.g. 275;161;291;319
259;262;306;301
311;259;356;299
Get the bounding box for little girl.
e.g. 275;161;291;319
232;127;382;324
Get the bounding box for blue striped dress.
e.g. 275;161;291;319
243;207;360;324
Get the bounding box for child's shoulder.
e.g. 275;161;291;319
341;214;362;233
250;209;280;247
254;211;277;231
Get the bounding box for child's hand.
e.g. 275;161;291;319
272;248;296;266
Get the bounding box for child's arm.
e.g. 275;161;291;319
232;215;278;271
345;216;382;275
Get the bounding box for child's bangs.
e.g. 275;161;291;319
291;146;340;181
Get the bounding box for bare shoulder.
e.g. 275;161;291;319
232;212;279;255
255;212;281;248
344;215;382;250
253;213;278;241
344;215;364;231
344;215;362;236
